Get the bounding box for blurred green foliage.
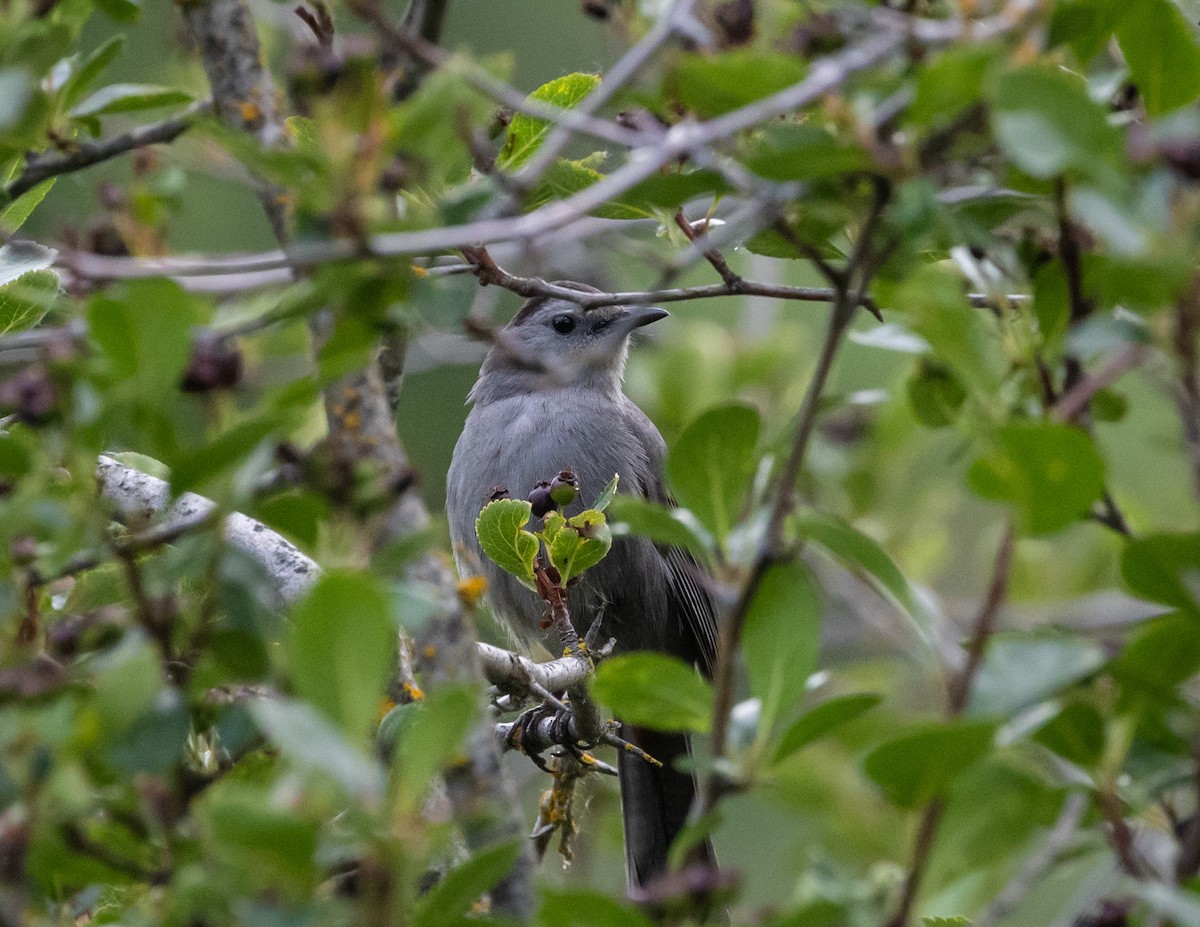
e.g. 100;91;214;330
0;0;1198;925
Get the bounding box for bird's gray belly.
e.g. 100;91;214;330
447;393;672;656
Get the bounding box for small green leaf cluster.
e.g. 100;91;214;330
475;474;617;589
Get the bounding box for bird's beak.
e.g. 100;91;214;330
622;306;669;332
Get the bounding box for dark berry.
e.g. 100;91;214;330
0;366;58;425
528;480;556;518
181;336;243;393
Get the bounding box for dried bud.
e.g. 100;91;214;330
581;0;611;19
713;0;755;47
181;336;243;393
0;366;58;425
790;11;843;57
97;182;127;211
380;156;408;194
550;469;580;507
616;108;670;138
86;221;129;257
10;535;36;566
528;480;556;518
488;485;510;502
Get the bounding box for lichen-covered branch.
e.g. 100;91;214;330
96;455;317;603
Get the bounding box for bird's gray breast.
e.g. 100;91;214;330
447;388;673;655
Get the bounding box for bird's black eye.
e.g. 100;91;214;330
551;314;577;334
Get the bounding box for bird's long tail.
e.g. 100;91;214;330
617;724;716;889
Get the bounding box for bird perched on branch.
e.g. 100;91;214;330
447;283;719;888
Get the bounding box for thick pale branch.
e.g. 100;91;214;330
477;641;594;694
95;456;318;604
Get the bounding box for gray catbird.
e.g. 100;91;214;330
446;285;719;887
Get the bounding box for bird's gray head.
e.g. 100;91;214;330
470;285;668;406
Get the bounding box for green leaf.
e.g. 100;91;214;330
498;72;599;170
968;422;1106;536
923;918;972;927
1033;261;1071;347
1120;532;1200;613
796;511;939;648
863;720;996;808
538;888;657;927
0;178;54;234
69;83;191;118
990;66;1119;179
94;0;141;22
1033;701;1106;767
205;785;318;897
743;124;869;181
907;362;967;428
622;169;732;213
592;653;713;733
108;690;189;775
287;571;396;745
529;154;650;220
897;266;1006;397
669;51;806;118
608;495;712;561
772;693;880;764
0;268;57;335
592;473;619;512
475;498;538;590
966;632;1106;717
0;433;31;480
547;509;612;584
1048;0;1126;63
249;697;385;801
414;841;522;927
60;36;124;111
1114;613;1200;697
666;404;759;541
0;240;55;286
87;279;199;392
391;684;480;807
911;45;998;126
742;561;821;732
1115;0;1200;115
169;417;277;494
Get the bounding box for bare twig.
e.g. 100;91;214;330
673;211;743;289
4;100;211;201
694;181;893;824
1051;344;1148;425
974;792;1088;927
348;0;643;149
463;247;888;312
886;524;1016;927
54;24;917;281
510;0;698;190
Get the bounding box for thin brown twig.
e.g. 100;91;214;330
462;247;890;312
347;0;643;150
694;181;892;824
510;0;699;190
975;792;1089;927
673;211;743;289
4;100;211;201
54;24;919;282
886;524;1015;927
